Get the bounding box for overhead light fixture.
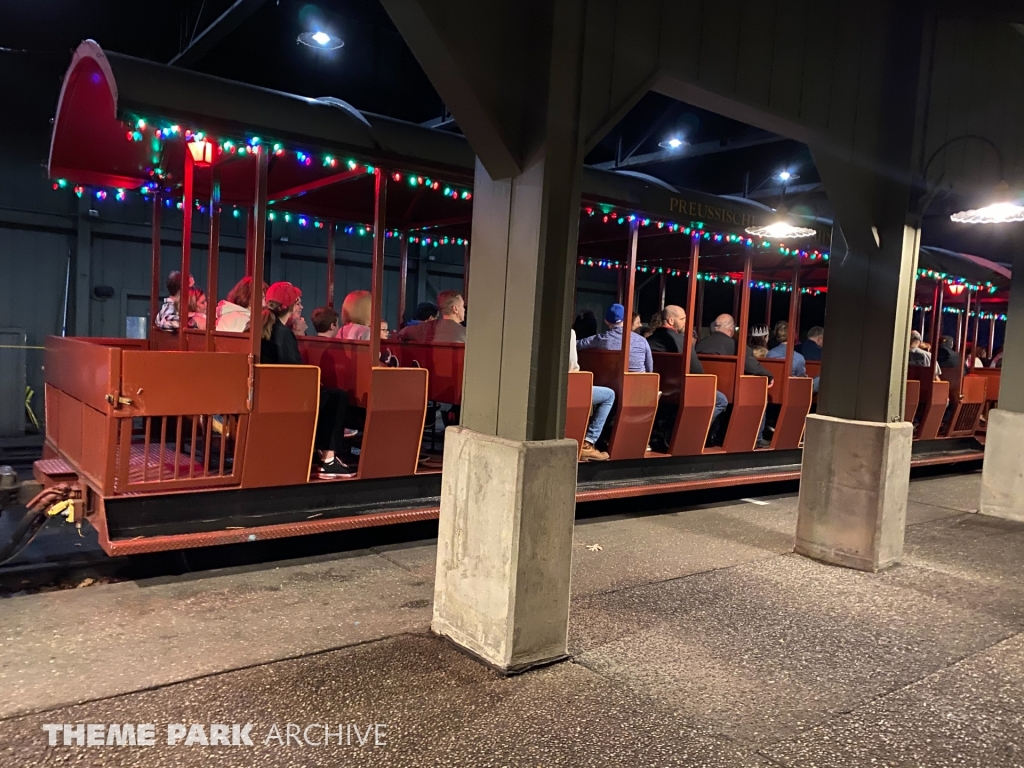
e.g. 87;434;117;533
947;283;967;296
297;30;344;50
777;170;799;182
950;182;1024;223
745;207;816;239
658;136;685;150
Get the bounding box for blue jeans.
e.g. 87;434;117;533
714;391;728;423
587;385;616;444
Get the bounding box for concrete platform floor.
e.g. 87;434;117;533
2;470;1023;766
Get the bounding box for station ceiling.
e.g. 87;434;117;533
2;0;1018;266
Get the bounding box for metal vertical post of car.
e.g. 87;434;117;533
205;166;220;352
733;248;753;405
621;219;639;375
179;151;194;352
369;169;388;369
149;195;161;338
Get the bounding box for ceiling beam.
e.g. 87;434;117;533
592;134;788;170
170;0;272;68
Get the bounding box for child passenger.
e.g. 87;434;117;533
154;271;194;331
312;307;339;337
261;282;354;478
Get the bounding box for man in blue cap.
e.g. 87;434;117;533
576;303;653;373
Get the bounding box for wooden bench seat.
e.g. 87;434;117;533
652;352;717;455
577;348;658;460
697;355;768;452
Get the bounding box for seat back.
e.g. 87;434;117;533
565;371;593;458
946;375;988;437
973;368;1000;403
905;379;921;424
297;337;372;406
577;349;658;459
393;341;465;403
697;355;736;402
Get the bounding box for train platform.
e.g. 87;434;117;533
1;470;1022;766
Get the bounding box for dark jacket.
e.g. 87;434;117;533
647;327;685;354
695;331;774;382
797;338;822;361
937;344;961;370
261;318;303;365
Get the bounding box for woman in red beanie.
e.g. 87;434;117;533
262;282;354;478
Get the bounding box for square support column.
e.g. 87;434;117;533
796;415;913;571
433;427;578;673
981;241;1024;520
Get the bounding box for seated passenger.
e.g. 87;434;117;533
404;302;438;328
646;305;728;452
572;309;599;341
216;277;266;332
647;305;686;353
767;320;788;350
570;329;612;462
908;330;930;366
187;288;208;330
397;290;467;342
576;303;653;373
937;335;960;369
751;345;768;359
154;271;194;331
796;326;824;361
766;342;807;377
696;313;773;448
312;307;340;337
337;290;372;340
696;314;775;386
261;282;353;478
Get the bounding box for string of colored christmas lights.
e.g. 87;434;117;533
52;181;469;247
582;207;830;261
120;116;475;201
576;258;825;293
917;268;998;294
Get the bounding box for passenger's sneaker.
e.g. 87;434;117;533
580;441;609;462
343;428;359;439
756;438;772;449
317;457;357;478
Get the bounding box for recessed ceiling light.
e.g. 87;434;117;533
658;137;685;150
298;30;344;50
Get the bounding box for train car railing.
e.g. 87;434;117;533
44;337;253;495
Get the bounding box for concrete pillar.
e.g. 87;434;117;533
796;153;920;571
794;0;936;567
387;0;590;671
981;240;1024;520
433;427;577;671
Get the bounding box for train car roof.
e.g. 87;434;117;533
48;41;1007;293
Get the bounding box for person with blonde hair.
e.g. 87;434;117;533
337;290;372;340
187;287;208;330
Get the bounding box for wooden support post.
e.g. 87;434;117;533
179;153;194;352
463;241;471;305
149;195;161;338
326;219;336;308
398;232;409;327
988;316;997;359
970;297;980;370
250;148;269;364
369;169;388;368
764;286;773;327
733;249;753;404
244;208;254;278
683;234;699;375
782;259;801;404
659;273;667;310
929;281;943;353
205;167;221;352
695;280;705;339
621;220;639;374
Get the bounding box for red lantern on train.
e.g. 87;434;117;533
186;138;214;167
947;282;966;296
